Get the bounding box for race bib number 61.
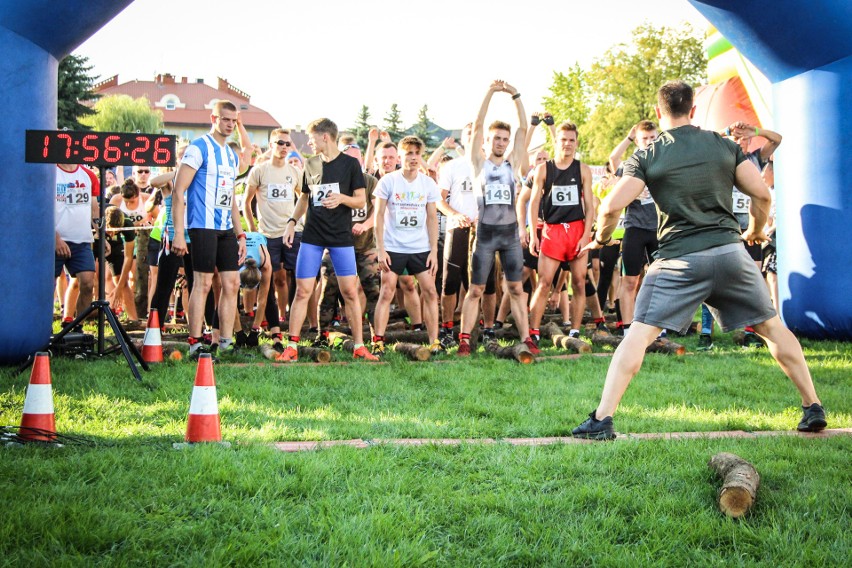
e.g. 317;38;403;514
552;185;579;206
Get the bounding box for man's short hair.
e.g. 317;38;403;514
398;136;424;152
657;81;693;118
557;122;578;135
269;128;290;139
636;120;657;132
338;133;356;146
307;118;338;141
213;100;237;115
488;120;512;134
377;141;398;152
105;205;125;229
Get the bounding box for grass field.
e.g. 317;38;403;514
1;331;850;566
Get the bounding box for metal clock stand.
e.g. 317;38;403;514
20;165;148;381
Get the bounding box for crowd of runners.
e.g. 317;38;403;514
54;79;785;362
53;78;826;435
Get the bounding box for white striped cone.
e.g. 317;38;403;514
142;309;163;363
20;352;56;441
185;353;221;442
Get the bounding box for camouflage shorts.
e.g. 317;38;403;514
318;248;380;327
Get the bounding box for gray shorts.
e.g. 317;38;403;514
634;243;776;333
470;223;524;285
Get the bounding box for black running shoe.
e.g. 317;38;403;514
571;411;616;440
189;344;219;363
246;330;260;347
797;403;827;432
697;334;714;351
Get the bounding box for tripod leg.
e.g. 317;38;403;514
102;306;147;380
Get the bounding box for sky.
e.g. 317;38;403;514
74;0;710;136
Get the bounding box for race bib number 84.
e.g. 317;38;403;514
266;183;292;202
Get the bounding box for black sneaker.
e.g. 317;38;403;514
571;411;616;440
234;330;249;348
797;403;827;432
246;330;260;347
439;331;457;350
481;328;496;343
743;331;765;348
568;330;581;339
189;344;219;363
311;334;330;348
697;334;714;351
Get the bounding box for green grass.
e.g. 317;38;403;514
1;331;850;566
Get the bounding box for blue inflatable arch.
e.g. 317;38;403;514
0;0;849;362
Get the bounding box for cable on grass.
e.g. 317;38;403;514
0;426;98;447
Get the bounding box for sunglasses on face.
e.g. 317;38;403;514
273;140;292;147
342;144;360;151
136;170;150;174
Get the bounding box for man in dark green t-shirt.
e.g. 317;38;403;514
571;80;826;440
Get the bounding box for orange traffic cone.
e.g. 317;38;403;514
19;352;56;442
185;353;221;442
142;309;163;363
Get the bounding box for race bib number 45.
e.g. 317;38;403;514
551;185;579;206
485;183;512;205
215;166;235;209
311;183;340;207
395;208;423;230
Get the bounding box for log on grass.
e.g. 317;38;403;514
708;452;760;518
298;346;332;363
393;342;431;361
732;330;766;347
484;340;535;364
646;338;686;356
326;331;356;352
382;329;430;345
541;322;592;354
591;331;623;349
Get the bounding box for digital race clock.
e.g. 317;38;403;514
25;130;177;167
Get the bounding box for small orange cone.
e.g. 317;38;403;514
142;309;164;363
19;352;57;442
185;353;221;442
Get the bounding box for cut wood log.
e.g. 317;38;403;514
708;452;760;518
382;330;430;345
259;344;332;363
733;330;766;347
326;331;356;352
484;340;535;364
646;338;686;356
541;322;592;354
393;342;431;361
591;331;623;349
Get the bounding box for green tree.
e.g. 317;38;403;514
351;104;371;149
544;23;706;164
81;94;164;133
410;104;437;149
542;63;589;155
383;103;404;142
57;54;99;130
